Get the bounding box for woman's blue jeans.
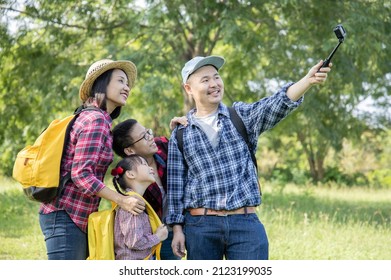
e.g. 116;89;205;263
184;212;268;260
39;210;87;260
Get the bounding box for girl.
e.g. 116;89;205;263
112;155;168;260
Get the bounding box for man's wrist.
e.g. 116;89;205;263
173;224;184;233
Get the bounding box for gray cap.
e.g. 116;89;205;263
181;55;225;84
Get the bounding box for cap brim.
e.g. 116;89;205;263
192;56;225;76
183;55;225;84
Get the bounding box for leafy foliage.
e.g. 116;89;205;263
0;0;390;184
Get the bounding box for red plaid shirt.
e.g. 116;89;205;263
39;108;113;233
143;136;168;219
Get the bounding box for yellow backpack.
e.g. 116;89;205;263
87;191;162;260
12;106;86;203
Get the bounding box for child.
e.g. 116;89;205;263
111;154;168;260
112;118;186;260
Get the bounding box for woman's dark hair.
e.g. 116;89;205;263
112;119;138;158
112;154;146;195
91;69;122;120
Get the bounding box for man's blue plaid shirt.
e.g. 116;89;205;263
165;82;302;225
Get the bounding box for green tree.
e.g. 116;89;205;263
262;0;391;181
1;0;390;183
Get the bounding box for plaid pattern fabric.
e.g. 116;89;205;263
165;83;303;225
39;108;113;233
114;207;160;260
142;136;168;219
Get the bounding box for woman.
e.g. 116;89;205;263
39;59;145;260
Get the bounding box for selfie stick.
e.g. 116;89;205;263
318;24;346;71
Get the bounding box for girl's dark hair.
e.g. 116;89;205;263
91;69;122;120
112;119;138;158
112;154;146;195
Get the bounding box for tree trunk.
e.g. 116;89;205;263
297;131;326;182
315;152;325;181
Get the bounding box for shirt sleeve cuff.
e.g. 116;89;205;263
281;82;304;107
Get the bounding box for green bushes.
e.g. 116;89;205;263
263;166;391;189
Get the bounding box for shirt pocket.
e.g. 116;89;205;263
96;135;113;169
184;141;212;176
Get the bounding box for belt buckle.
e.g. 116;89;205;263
216;210;228;217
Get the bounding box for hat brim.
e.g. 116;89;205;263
186;56;225;83
79;60;137;102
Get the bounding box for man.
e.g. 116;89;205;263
165;55;332;260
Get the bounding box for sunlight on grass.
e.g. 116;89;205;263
0;177;46;259
1;176;391;260
258;182;391;259
0;176;22;193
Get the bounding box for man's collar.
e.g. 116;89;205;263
188;103;229;120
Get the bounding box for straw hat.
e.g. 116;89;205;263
79;59;137;102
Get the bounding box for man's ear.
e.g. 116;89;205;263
183;83;192;96
124;147;136;156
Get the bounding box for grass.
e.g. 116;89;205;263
1;176;390;260
259;183;391;259
0;177;46;259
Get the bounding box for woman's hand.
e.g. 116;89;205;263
119;195;145;214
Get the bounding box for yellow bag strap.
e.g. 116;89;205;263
125;191;162;260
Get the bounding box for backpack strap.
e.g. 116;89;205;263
227;107;258;171
126;191;163;260
176;128;184;155
56;106;95;205
228;107;261;194
176;107;257;170
176;107;261;194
